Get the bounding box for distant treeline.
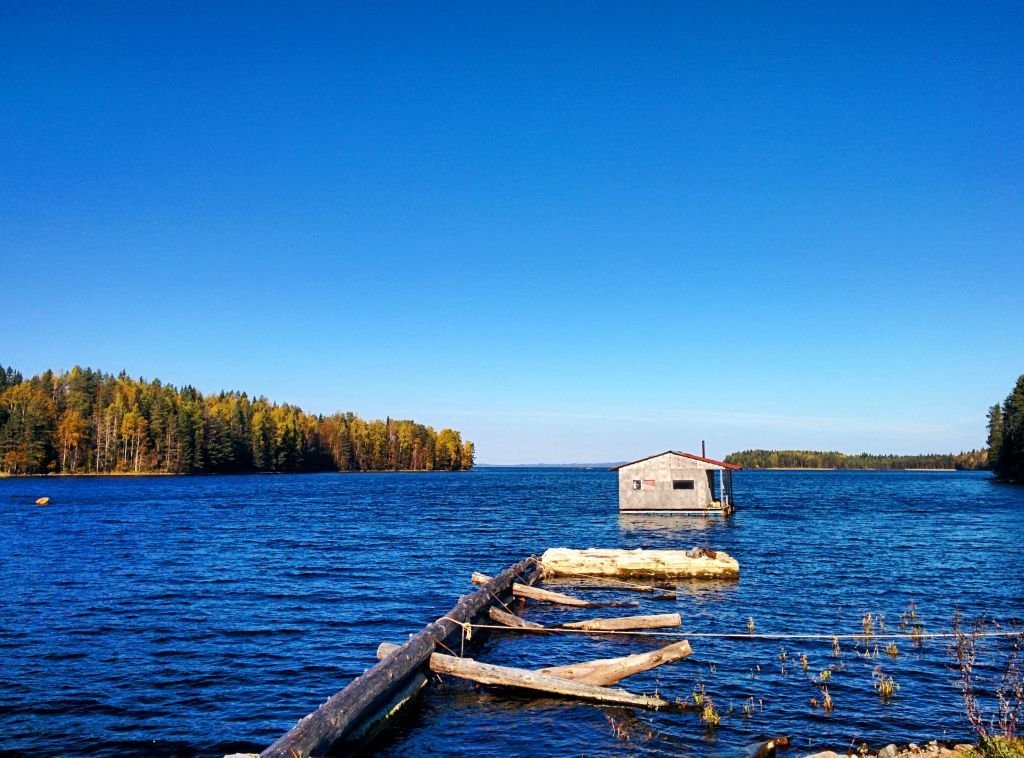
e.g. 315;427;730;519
724;449;988;470
987;374;1024;482
0;364;473;475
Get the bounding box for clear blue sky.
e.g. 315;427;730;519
2;2;1021;463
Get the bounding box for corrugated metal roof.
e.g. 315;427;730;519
609;450;742;471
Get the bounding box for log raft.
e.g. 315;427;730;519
259;547;735;756
261;555;542;757
540;547;740;579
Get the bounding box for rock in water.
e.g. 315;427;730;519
35;497;50;506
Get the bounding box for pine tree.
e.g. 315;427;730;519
987;404;1004;474
996;375;1024;482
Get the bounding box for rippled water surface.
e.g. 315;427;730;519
1;469;1022;756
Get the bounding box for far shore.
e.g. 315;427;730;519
0;468;471;479
754;467;960;472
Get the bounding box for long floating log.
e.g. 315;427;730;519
261;555;542;757
537;640;693;686
541;548;740;579
513;582;638;608
560;613;682;632
489;606;545;629
566;583;678;601
473;573;638;608
375;643;671;709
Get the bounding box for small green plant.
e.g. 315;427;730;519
900;600;918;629
862;612;876;642
910;622;926;647
873;671;899;701
977;736;1024;758
694;684;720;729
819;669;832;682
822;686;834;713
701;700;721;728
692;682;705;707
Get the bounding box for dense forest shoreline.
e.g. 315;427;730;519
0;364;474;475
724;449;988;470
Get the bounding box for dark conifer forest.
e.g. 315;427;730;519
723;449;988;470
987;373;1024;482
0;364;473;475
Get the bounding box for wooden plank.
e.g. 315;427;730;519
537;640;693;686
489;606;545;629
540;548;740;579
261;555;541;758
375;644;671;709
560;613;681;632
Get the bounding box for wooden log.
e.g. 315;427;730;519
489;606;545;629
541;547;740;579
261;555;542;757
567;583;678;600
375;643;671;709
537;640;693;686
560;613;682;632
512;583;638;608
474;573;638;608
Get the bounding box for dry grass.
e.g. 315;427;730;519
950;611;1024;744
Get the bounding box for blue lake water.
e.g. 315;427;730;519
1;469;1022;756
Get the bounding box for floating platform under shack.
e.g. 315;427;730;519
542;547;740;579
253;547;740;757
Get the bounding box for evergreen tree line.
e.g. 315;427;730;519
0;364;474;475
986;373;1024;483
724;449;988;470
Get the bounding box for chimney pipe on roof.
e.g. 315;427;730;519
702;440;706;458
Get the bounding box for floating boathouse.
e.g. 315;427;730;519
611;451;740;515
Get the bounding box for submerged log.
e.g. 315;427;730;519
537;640;693;686
261;555;541;757
560;613;682;632
375;643;671;709
541;548;740;579
489;606;545;629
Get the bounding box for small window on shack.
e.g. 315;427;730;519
631;479;642;490
673;480;695;490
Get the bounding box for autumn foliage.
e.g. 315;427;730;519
0;364;473;475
